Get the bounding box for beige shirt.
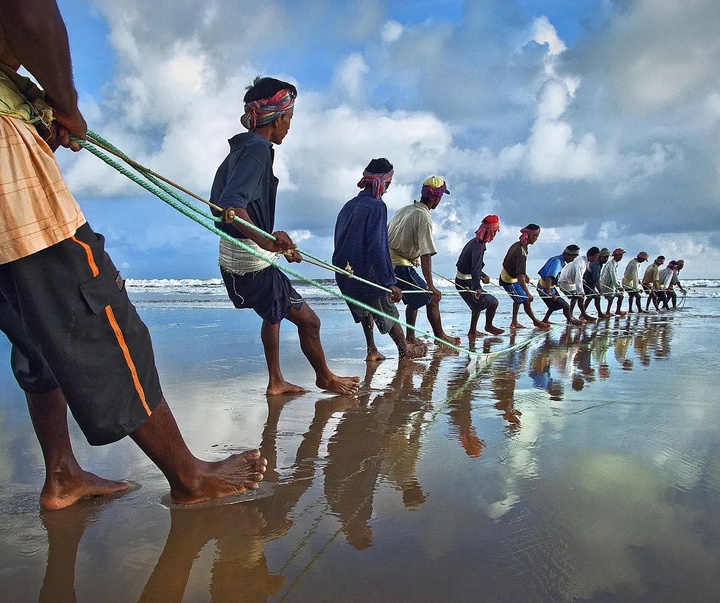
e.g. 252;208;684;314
0;113;85;263
387;202;436;267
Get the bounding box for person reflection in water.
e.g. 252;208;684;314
324;359;434;549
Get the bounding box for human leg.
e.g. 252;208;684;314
0;287;128;510
261;320;306;395
522;300;550;329
388;323;427;359
405;305;419;342
26;389;130;510
4;228;267;505
360;313;385;362
484;298;504;335
130;397;266;504
426;298;461;345
286;303;360;394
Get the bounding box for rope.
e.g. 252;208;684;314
75;132;486;357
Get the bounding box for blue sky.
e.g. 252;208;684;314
54;0;720;279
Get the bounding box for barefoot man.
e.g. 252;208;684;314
333;159;427;361
537;245;584;326
210;76;359;395
388;176;461;346
599;247;627;316
454;215;504;337
622;251;649;313
499;224;549;330
0;0;266;509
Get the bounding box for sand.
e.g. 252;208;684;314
1;294;719;602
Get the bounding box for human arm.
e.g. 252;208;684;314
216;149;297;255
420;254;441;302
0;0;86;150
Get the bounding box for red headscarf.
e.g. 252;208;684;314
519;224;541;246
475;215;500;243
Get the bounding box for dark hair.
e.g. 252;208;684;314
587;246;600;256
657;255;665;261
525;223;540;231
365;158;393;173
244;76;297;103
565;244;580;254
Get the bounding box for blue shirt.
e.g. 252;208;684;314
538;255;566;286
332;190;396;300
210;131;278;239
584;261;601;288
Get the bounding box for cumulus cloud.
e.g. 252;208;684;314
59;0;720;278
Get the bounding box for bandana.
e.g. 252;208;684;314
475;214;500;243
421;177;448;201
240;88;295;131
357;169;394;199
519;224;541;246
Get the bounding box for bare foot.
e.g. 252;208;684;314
485;325;505;335
316;374;361;394
468;330;486;338
569;318;584;326
582;315;597;322
40;469;130;511
266;380;307;395
171;450;267;505
437;333;461;346
366;350;387;362
615;310;627;316
510;322;526;329
401;341;428;359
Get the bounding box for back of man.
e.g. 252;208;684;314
333;187;395;300
388;202;436;267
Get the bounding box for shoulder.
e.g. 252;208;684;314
229;133;272;160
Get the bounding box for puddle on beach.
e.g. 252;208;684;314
1;303;719;601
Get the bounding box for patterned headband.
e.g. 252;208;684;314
241;88;296;131
357;170;394;199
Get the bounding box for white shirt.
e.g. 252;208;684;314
600;257;621;294
558;256;587;293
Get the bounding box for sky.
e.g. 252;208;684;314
52;0;720;279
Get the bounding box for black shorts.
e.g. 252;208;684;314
221;265;303;324
346;295;399;334
0;223;162;445
394;266;433;309
540;291;570;312
455;278;497;312
0;293;57;393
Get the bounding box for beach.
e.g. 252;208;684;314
1;280;719;602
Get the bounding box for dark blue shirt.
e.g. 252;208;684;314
332;190;396;300
584;261;601;288
210;131;278;239
455;238;488;290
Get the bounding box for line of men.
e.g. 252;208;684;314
0;0;689;512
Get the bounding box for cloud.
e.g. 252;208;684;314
58;0;720;278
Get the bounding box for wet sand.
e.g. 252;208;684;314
1;297;719;602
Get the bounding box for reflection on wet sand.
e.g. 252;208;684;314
324;358;436;549
8;312;719;602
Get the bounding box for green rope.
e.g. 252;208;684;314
75;133;489;358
